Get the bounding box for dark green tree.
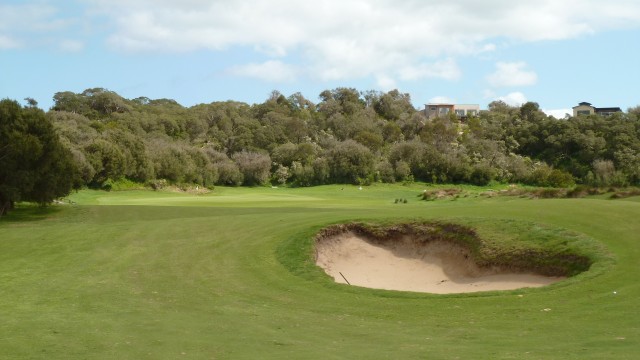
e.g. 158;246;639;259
326;140;375;184
373;89;415;121
1;99;78;215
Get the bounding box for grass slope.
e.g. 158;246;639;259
0;184;638;359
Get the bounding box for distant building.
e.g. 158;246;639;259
572;102;622;117
425;103;480;119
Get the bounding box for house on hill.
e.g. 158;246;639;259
425;103;480;119
572;102;622;117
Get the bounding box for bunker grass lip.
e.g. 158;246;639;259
313;221;596;294
316;232;565;294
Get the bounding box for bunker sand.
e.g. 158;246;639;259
316;232;564;294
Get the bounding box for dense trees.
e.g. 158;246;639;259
55;88;640;188
3;87;638;206
327;140;375;184
0;99;78;215
233;151;271;186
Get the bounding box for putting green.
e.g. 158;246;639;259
0;184;637;359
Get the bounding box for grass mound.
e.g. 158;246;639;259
279;218;609;292
420;188;464;200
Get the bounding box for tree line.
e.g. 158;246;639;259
2;87;639;213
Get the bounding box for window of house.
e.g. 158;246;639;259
467;110;477;116
439;108;450;115
577;110;591;116
455;109;465;117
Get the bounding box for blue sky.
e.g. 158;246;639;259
1;0;640;117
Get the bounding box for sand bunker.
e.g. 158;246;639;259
316;232;565;294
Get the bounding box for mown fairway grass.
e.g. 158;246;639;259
0;184;638;359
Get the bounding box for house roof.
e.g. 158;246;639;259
595;107;622;112
573;102;594;109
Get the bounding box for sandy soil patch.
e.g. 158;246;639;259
316;232;565;294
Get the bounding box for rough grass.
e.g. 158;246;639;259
0;184;638;359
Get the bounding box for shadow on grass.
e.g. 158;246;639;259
0;204;63;223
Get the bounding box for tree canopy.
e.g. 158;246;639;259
1;99;79;215
2;87;639;212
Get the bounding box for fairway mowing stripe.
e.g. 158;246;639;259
1;188;638;359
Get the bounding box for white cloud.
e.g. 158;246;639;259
543;108;572;119
376;74;397;91
5;0;637;88
497;92;528;107
59;39;85;52
0;4;61;32
486;90;534;107
92;1;640;51
482;89;497;100
487;62;538;87
399;58;462;81
85;0;640;85
0;3;78;50
0;35;20;49
227;60;298;82
429;96;455;104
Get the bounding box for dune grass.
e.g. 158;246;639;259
0;184;638;359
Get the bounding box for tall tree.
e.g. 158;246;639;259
232;151;271;186
0;99;78;215
373;89;415;121
326;140;375;184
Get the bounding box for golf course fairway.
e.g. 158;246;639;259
0;184;638;359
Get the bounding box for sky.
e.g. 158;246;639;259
1;0;640;118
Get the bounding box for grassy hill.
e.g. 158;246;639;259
0;184;638;359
